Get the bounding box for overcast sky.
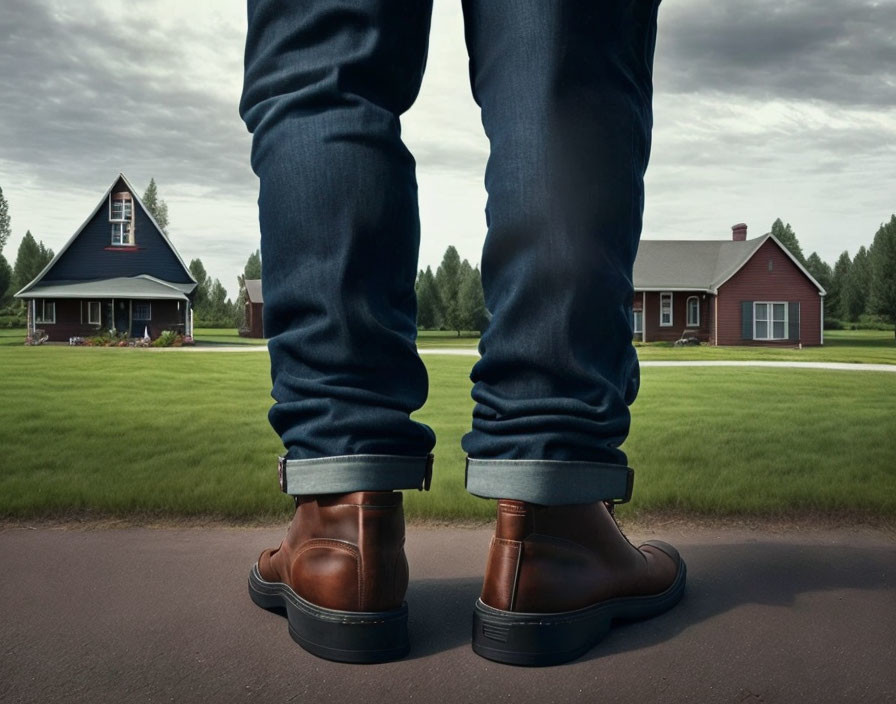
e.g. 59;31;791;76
1;0;894;299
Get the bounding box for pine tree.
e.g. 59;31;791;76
415;266;441;330
770;218;806;266
142;178;170;235
188;258;210;311
458;265;488;333
843;246;871;322
435;246;462;334
870;215;896;340
12;231;54;294
0;185;10;254
0;254;11;306
805;252;835;319
828;251;851;321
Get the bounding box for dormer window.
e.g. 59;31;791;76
110;192;134;246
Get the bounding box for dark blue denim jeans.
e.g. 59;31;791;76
240;0;660;505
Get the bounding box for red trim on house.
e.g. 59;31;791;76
103;246;141;252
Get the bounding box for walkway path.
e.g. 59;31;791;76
182;344;896;372
2;523;893;703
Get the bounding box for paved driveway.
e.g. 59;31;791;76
2;523;894;703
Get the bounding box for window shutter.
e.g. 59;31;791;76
789;301;800;341
741;301;753;339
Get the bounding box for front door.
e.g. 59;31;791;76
114;300;129;334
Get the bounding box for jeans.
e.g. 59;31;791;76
240;0;660;505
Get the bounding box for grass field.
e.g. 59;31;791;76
0;340;894;522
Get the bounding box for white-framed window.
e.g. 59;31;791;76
660;292;673;326
87;301;101;325
110;196;132;221
754;301;787;340
133;303;151;321
111;221;132;245
35;299;55;324
686;296;700;327
632;310;643;334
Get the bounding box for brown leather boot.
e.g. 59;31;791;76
248;491;410;663
473;499;686;666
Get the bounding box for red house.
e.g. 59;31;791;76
632;224;826;346
240;278;264;339
14;174;198;342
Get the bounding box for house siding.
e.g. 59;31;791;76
34;299;187;342
716;239;822;346
41;178;193;285
634;291;713;343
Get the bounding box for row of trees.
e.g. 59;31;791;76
771;217;896;331
416;246;488;334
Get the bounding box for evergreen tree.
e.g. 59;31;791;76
415;266;441;330
770;218;806;266
828;251;851;321
843;246;871;321
0;185;10;253
458;265;488;333
805;252;835;319
206;278;231;325
142;178;170;235
0;254;11;306
870;215;896;340
435;246;462;334
188;258;210;311
12;231;54;294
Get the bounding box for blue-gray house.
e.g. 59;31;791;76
14;174;197;342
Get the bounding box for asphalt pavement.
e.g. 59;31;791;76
2;522;894;704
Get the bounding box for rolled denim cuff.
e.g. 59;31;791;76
465;457;633;506
278;453;433;495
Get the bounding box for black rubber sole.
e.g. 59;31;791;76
472;557;687;667
248;564;410;664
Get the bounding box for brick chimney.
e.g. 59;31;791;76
731;223;747;241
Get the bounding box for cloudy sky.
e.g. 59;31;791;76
1;0;894;299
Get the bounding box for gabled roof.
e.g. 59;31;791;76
15;275;193;300
14;173;196;298
244;279;263;303
633;233;826;294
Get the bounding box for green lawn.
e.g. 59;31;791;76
0;344;894;522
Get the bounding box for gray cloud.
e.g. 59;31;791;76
0;0;254;197
657;0;896;106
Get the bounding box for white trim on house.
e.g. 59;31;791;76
35;299;56;324
753;301;788;340
660;292;673;327
633;310;643;335
642;291;646;342
686;296;700;327
87;300;101;325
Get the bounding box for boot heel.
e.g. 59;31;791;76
249;565;409;664
472;599;610;667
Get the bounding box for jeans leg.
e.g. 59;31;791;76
240;0;436;494
460;0;661;505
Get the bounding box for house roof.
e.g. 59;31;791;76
14;173;197;299
244;278;263;303
633;234;825;294
15;274;193;300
